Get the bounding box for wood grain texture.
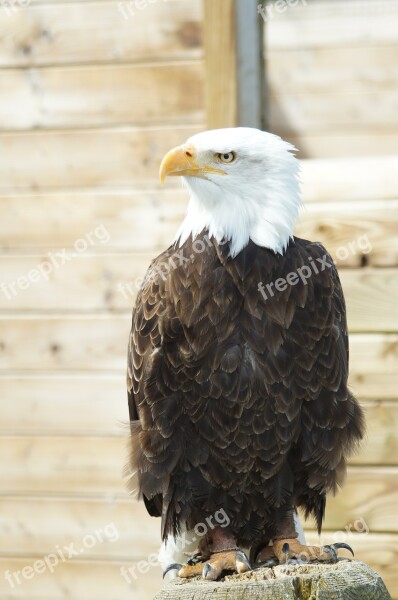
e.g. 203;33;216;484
295;201;398;268
0;254;397;330
203;0;237;128
0;468;396;557
354;402;398;465
0;496;157;559
305;534;397;599
0;62;204;130
0;190;186;251
339;269;398;333
0;377;396;464
0;486;397;557
267;0;398;50
156;561;392;600
267;45;398;94
0;375;126;435
1;505;396;599
270;90;398;133
1;1;396;596
1;432;396;519
0;0;203;68
0;435;127;494
0;556;161;600
266;1;398;158
282;132;398;159
0;314;130;371
0;254;155;311
1;550;395;600
300;156;398;203
308;468;398;534
1;193;396;267
0;324;396;404
349;334;398;400
0;316;396;390
0;126;202;192
0;152;396;203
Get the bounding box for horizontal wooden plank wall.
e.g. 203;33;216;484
266;0;398;158
265;1;398;597
0;0;397;599
0;1;203;67
0;1;204;599
0;256;397;321
0;63;205;129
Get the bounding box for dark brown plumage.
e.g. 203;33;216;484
127;233;365;550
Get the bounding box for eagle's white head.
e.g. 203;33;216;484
159;127;302;257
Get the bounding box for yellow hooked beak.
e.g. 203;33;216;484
159;144;226;184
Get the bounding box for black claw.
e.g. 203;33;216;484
186;552;202;566
251;547;261;564
331;543;355;558
162;563;182;579
282;542;290;562
253;557;279;569
236;550;252;571
250;543;271;564
203;563;212;578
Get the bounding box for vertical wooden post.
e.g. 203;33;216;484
204;0;238;129
203;0;266;130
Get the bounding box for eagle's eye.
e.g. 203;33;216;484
217;152;236;164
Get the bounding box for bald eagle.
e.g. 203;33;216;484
127;128;365;580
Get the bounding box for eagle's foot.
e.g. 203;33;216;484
177;548;251;580
272;538;354;564
252;545;279;568
162;551;205;580
184;550;203;566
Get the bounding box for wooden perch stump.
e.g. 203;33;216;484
155;560;392;600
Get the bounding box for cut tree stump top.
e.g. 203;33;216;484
154;560;392;600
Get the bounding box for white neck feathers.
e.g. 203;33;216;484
174;154;302;257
